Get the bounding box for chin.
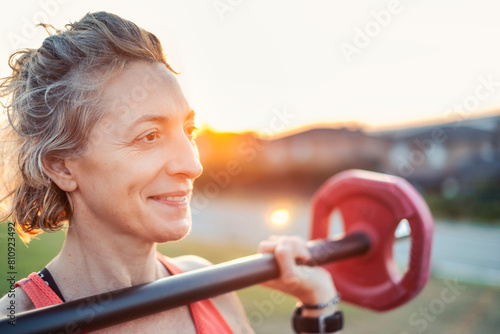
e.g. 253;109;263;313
155;218;192;243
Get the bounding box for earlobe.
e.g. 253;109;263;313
42;156;78;192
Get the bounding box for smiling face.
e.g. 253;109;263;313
66;61;203;243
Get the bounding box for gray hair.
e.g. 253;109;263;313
0;11;175;242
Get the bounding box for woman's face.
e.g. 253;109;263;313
67;61;203;243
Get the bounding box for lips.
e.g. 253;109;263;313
156;195;187;202
151;195;187;201
148;190;191;207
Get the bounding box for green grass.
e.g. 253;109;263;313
2;223;500;333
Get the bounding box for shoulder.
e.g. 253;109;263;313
166;254;254;334
0;286;35;317
169;254;214;272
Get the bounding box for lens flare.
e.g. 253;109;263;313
270;209;290;226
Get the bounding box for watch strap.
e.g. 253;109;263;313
292;306;343;333
302;295;340;310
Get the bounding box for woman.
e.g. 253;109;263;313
0;12;341;333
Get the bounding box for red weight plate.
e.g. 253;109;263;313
311;170;434;311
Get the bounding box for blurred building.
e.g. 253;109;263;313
196;114;500;206
378;114;500;193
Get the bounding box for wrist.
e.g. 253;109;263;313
297;281;337;306
301;304;338;318
299;295;340;318
300;293;335;306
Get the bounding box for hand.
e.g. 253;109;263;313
257;235;337;306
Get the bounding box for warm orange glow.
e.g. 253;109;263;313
270;209;290;226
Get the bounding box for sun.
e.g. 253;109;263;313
270;209;290;226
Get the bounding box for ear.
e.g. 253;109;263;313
42;156;78;192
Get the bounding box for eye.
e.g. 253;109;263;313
186;125;199;139
138;131;160;143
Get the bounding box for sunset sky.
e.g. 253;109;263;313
1;0;500;134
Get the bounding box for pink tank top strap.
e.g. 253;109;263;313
156;252;234;334
15;272;64;309
15;255;234;333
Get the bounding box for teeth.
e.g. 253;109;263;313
167;196;186;202
156;196;186;202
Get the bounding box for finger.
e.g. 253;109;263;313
287;235;311;261
274;239;297;282
257;240;277;253
257;235;282;251
258;235;311;260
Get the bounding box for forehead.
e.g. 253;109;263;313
101;61;188;122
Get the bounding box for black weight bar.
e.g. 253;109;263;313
0;232;370;334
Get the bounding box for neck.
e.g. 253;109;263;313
47;217;168;301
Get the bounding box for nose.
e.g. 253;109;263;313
166;132;203;179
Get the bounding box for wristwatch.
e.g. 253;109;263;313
292;306;343;333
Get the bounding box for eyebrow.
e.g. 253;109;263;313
127;114;169;133
127;110;196;133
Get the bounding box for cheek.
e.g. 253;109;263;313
74;153;131;201
73;143;167;204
